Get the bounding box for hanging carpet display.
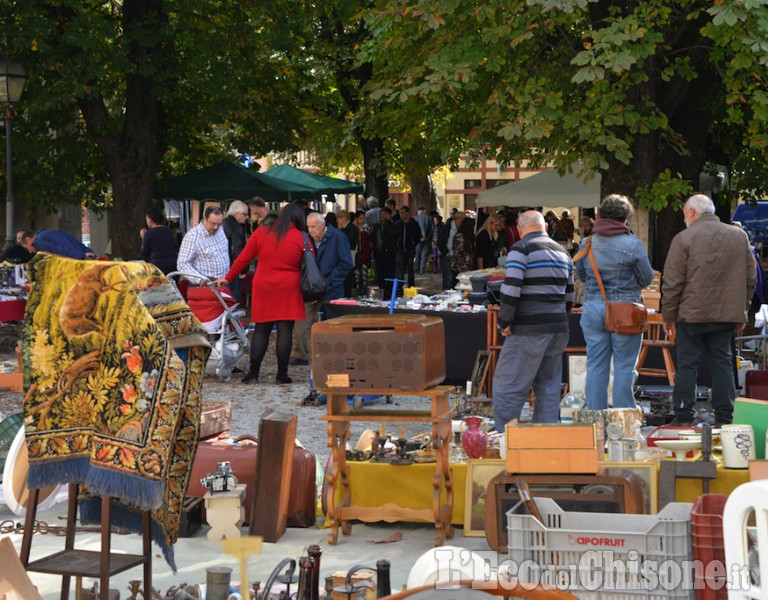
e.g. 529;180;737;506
21;254;210;570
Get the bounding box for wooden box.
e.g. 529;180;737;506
0;371;23;392
331;569;376;600
505;423;603;474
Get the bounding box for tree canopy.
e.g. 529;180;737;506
361;0;768;262
2;0;768;263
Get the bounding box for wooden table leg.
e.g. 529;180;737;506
325;416;350;544
431;414;453;546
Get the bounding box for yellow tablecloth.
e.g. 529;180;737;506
331;461;469;525
673;461;749;502
327;458;749;528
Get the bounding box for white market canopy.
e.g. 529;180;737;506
477;166;601;209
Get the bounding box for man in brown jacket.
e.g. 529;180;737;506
662;194;756;426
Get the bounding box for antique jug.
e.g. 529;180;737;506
721;424;756;469
461;416;488;459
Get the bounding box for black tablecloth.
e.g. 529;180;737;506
322;304;712;390
322;303;486;383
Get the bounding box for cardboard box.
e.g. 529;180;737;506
505;423;602;474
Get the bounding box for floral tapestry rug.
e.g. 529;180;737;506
22;253;210;569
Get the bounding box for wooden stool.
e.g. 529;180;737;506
635;314;676;386
20;483;152;600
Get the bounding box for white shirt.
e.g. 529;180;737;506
177;223;230;280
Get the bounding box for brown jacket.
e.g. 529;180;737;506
662;214;756;324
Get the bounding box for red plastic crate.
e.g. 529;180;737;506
691;494;728;600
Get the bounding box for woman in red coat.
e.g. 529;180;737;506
217;202;306;384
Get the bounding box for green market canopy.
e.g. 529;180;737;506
154;162;320;203
265;163;364;196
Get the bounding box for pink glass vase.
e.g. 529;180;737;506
461;416;488;459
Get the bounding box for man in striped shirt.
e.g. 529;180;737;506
177;206;230;280
493;210;574;430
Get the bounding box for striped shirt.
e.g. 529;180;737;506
177;223;230;280
499;231;574;334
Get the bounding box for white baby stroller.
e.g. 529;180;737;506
167;272;251;381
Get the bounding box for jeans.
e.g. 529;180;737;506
672;321;736;423
581;301;643;409
492;330;569;431
415;240;432;273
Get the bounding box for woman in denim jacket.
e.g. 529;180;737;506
574;195;654;409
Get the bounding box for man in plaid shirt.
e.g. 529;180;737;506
177;206;230;280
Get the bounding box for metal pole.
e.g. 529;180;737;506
5;108;14;248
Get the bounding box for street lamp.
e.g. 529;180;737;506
1;54;27;248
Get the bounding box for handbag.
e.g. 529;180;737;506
300;232;326;302
583;237;648;335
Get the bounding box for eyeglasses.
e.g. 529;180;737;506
240;212;249;216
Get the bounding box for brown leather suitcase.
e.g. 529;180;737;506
188;435;258;523
311;314;445;390
188;436;317;527
287;447;317;528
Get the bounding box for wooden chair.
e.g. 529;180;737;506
378;581;581;600
635;313;676;386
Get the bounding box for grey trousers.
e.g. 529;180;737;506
291;301;320;361
492;330;569;432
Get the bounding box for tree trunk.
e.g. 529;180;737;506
408;174;436;211
76;0;168;259
360;136;389;201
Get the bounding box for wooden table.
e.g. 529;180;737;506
320;385;455;546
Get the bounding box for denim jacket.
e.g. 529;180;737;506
575;233;654;303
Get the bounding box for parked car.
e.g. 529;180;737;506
732;201;768;244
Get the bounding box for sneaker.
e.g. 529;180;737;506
288;357;309;366
667;418;693;427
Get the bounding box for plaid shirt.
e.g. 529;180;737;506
177;222;230;280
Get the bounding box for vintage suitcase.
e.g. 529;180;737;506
311;314;445;390
287;447;317;528
188;436;317;528
505;423;603;474
199;401;232;440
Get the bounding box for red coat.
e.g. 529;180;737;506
225;224;305;323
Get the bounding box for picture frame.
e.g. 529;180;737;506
603;460;659;514
470;351;491;397
463;458;506;536
568;354;613;399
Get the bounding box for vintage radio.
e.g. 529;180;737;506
311;314;445;391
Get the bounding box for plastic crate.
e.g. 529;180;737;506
507;497;694;599
690;494;728;600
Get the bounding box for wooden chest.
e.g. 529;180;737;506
311;314;445;391
505;423;603;474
